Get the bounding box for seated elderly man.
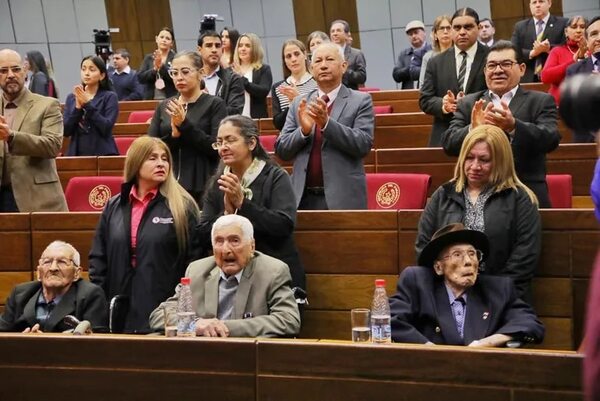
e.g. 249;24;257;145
150;214;300;337
0;241;108;333
390;223;544;347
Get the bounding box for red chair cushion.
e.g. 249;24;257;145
115;136;137;156
373;105;393;114
65;176;123;211
259;135;277;152
546;174;572;208
366;173;431;209
127;110;155;123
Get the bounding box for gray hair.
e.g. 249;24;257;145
311;42;344;62
211;215;254;245
43;240;81;267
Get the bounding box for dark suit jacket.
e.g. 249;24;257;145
343;46;367;90
241;64;273;118
419;44;489;146
566;57;595;76
0;280;108;332
138;50;177;100
511;15;568;83
393;44;432;89
215;67;245;115
443;87;560;207
390;266;545;345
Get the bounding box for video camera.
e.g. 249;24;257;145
93;29;112;62
200;14;224;34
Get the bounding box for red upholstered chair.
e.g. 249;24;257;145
114;136;137;155
127;110;154;123
259;135;277;152
546;174;572;208
359;87;381;92
373;105;393;114
65;176;123;211
366;173;431;209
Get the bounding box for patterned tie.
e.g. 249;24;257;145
306;94;331;187
457;51;467;91
217;276;239;320
534;20;545;77
452;296;466;339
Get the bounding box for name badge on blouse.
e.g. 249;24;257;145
155;78;165;90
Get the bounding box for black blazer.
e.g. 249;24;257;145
215;67;245;115
511;15;568;83
241;64;273;118
566;58;595;76
390;266;545;345
443;87;560;207
138;50;177;100
0;280;108;332
419;45;489;146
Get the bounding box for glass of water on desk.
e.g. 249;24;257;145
351;308;371;342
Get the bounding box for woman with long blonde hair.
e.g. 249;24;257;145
416;125;541;303
89;136;200;333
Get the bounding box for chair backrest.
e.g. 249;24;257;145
115;136;137;155
259;135;277;152
366;173;431;209
64;176;123;211
546;174;572;208
127;110;154;123
373;105;393;114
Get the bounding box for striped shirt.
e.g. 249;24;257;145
273;74;318;112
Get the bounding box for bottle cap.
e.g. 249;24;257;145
180;277;191;285
375;279;386;287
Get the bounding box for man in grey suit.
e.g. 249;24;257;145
419;8;489;147
443;40;560;207
329;19;367;90
0;48;67;212
150;214;300;337
274;42;374;210
511;0;568;83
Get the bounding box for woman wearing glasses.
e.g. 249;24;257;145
148;50;227;203
196;115;305;292
415;125;541;303
418;15;453;87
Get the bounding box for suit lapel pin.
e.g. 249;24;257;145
482;312;489;320
435;326;441;333
550;24;554;28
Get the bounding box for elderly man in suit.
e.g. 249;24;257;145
150;214;300;337
393;20;432;89
567;16;600;77
274;42;374;210
0;48;67;212
511;0;568;83
443;40;560;207
390;223;545;346
329;19;367;90
0;241;108;333
419;7;489;147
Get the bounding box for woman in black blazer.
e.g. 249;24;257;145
232;33;272;118
138;27;177;100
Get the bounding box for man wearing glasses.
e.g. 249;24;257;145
390;223;544;346
0;241;107;333
0;48;67;212
443;40;560;207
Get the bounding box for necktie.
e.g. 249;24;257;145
534;20;545;77
535;19;545;39
306;94;331;188
451;296;466;339
457;51;467;92
217;276;239;320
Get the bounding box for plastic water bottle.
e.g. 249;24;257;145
371;278;391;344
177;277;196;337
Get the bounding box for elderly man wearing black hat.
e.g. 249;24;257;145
390;223;544;347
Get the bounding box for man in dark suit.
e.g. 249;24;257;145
393;20;431;89
275;42;374;210
329;20;367;90
0;241;108;333
443;40;560;207
419;7;489;147
197;31;245;115
511;0;568;83
390;223;545;346
567;16;600;77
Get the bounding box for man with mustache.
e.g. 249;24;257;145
0;241;108;333
443;40;560;207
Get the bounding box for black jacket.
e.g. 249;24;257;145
241;65;273;118
89;183;200;333
138;50;177;100
215;67;245;115
416;182;541;302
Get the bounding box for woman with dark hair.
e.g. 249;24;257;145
197;115;305;291
138;27;177;100
63;55;119;156
220;27;240;68
25;50;57;97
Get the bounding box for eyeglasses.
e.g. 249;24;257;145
211;137;241;150
437;26;452;32
452;23;477;32
441;249;483;263
0;66;23;75
485;60;519;71
39;257;74;269
167;68;197;78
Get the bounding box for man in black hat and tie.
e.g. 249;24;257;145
389;223;545;346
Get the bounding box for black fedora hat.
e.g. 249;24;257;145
418;223;489;268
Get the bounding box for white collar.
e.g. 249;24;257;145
114;66;131;75
454;42;478;58
533;13;550;26
318;83;342;105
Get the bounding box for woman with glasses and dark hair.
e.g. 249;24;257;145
415;125;541;303
138;27;177;100
196;115;305;292
148;50;227;203
63;55;119;156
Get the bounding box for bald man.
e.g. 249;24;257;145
0;49;66;212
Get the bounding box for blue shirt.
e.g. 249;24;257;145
445;284;467;339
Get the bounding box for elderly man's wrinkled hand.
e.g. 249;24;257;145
195;318;230;337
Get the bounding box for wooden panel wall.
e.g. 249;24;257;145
292;0;361;48
491;0;564;42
